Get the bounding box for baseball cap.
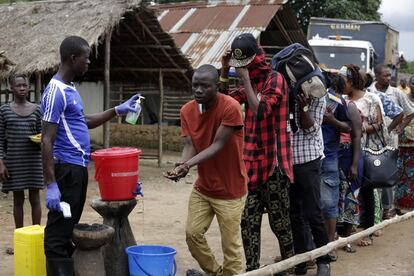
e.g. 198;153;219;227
229;33;259;68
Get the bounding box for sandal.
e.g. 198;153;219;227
342;244;356;253
357;237;373;246
6;247;14;255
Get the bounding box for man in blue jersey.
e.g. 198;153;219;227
41;36;138;275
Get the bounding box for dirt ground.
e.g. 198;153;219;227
0;150;413;276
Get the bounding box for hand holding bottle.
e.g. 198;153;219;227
126;94;145;124
115;94;140;116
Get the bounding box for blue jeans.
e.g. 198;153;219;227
320;157;340;219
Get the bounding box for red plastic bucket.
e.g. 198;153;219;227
91;147;142;201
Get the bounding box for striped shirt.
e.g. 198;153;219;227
0;104;43;192
41;76;90;167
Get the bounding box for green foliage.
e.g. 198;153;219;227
287;0;382;32
401;61;414;74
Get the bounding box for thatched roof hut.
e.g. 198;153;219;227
0;0;192;164
0;0;191;87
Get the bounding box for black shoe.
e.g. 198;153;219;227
395;208;406;216
328;251;338;262
294;264;307;275
46;258;74;276
316;263;331;276
186;268;204;276
307;259;317;269
382;209;392;220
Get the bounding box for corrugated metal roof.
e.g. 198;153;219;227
179;6;244;32
184;28;262;69
153;1;306;69
157;9;188;31
171;33;192;47
237;5;281;28
158;3;281;33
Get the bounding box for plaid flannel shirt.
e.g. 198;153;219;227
224;52;293;189
292;97;326;165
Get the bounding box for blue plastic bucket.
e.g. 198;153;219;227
125;245;177;276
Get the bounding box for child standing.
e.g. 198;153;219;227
0;74;43;254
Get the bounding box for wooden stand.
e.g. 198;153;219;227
72;223;114;276
91;199;137;276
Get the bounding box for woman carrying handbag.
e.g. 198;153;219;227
339;65;391;246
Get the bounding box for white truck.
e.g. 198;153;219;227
307;17;399;77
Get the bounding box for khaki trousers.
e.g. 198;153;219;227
186;189;246;276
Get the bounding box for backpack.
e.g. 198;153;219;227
271;43;326;99
271;43;327;133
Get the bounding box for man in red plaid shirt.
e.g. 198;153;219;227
220;33;295;273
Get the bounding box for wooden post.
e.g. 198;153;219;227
103;31;112;148
118;86;123;124
35;72;42;103
4;82;10;103
158;70;164;167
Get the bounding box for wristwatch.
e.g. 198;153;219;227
302;105;309;112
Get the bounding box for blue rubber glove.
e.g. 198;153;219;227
46;182;61;211
115;94;139;115
133;182;144;197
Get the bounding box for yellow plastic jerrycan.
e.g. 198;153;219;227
14;225;46;276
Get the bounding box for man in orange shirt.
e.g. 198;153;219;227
165;64;248;276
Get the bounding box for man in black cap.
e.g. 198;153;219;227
220;33;295;274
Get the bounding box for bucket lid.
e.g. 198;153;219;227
91;147;142;159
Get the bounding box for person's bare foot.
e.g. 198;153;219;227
373;229;383;237
5;247;13;255
274;255;282;262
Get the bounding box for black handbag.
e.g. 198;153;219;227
362;125;399;188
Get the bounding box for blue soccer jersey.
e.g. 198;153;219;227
41;76;90;167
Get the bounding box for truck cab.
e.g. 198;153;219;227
307;17;399;79
309;36;376;74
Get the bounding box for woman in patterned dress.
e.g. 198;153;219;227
396;75;414;210
339;65;386;246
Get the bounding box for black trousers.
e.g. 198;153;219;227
360;185;375;229
290;158;330;264
44;164;88;258
241;170;295;271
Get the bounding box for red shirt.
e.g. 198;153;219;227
224;52;293;189
180;93;248;199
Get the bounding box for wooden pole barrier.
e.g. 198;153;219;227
238;210;414;276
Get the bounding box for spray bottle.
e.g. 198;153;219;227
125;95;145;125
